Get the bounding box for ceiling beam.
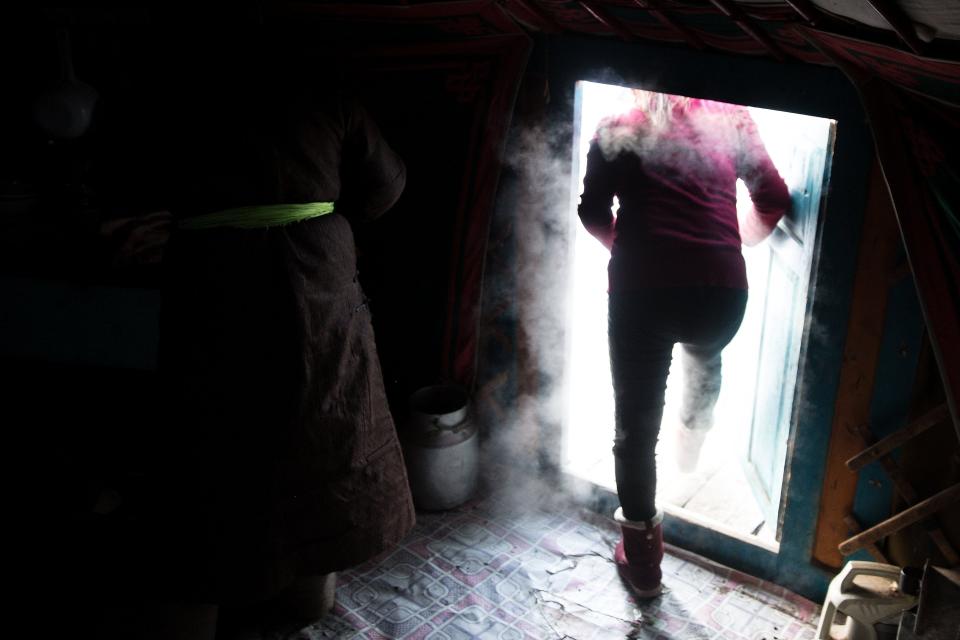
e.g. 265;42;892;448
862;0;925;54
781;0;822;27
508;0;563;34
632;0;706;50
577;0;635;42
706;0;786;62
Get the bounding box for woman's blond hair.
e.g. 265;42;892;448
631;89;693;131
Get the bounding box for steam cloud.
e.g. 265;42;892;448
474;83;833;535
474;90;757;510
474;118;594;510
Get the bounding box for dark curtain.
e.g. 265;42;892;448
802;27;960;438
865;85;960;439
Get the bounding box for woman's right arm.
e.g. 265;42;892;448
735;109;791;246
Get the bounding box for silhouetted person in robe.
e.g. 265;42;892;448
102;36;415;640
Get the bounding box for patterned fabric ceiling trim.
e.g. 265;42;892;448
278;1;960;63
799;26;960;105
498;0;951;63
810;0;960;41
499;2;960;102
274;0;526;39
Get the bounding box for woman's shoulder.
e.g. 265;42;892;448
695;99;752;122
596;108;648;132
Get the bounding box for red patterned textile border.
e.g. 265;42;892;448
799;27;960;105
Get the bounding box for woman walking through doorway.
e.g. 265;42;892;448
577;90;791;598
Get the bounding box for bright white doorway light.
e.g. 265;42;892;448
563;81;835;547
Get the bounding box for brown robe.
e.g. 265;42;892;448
151;90;415;603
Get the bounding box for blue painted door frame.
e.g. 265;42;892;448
545;34;875;602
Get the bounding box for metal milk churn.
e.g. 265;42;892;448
402;384;479;511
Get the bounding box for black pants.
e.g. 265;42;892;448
608;287;747;521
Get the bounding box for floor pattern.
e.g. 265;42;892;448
278;479;820;639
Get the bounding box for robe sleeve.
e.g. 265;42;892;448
338;98;407;221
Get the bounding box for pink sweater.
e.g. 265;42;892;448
578;99;791;291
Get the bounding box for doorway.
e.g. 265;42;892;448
563;81;836;549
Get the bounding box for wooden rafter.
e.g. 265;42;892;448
508;0;563;33
842;514;890;563
707;0;786;62
846;404;949;471
577;0;634;42
782;0;822;27
850;421;960;566
838;484;960;556
632;0;706;50
863;0;925;54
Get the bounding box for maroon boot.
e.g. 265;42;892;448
613;507;664;598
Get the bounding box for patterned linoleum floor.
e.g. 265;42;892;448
261;477;820;639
